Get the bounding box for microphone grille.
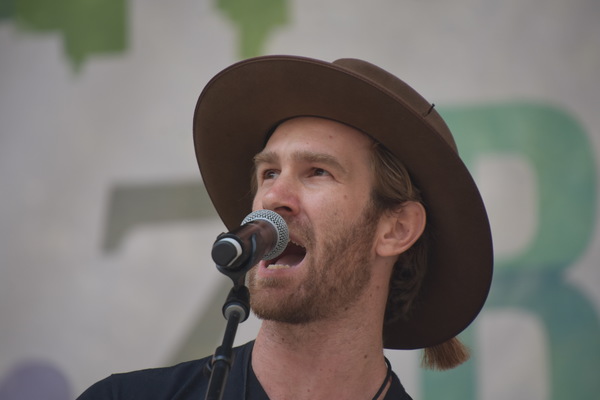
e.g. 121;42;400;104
242;210;289;260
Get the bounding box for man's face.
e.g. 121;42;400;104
248;117;382;324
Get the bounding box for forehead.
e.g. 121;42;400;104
262;117;374;157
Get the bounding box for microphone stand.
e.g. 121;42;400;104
206;220;286;400
205;266;251;400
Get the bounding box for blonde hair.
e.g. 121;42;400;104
369;141;427;321
370;141;469;370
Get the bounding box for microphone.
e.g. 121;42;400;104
211;210;289;273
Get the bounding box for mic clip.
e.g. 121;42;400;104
213;231;259;285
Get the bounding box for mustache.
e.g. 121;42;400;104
283;217;314;249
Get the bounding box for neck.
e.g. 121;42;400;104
251;288;390;400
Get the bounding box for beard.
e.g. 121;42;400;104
247;202;381;324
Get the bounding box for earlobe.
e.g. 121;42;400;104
376;201;426;257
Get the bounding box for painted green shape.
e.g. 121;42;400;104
101;181;237;364
13;0;127;70
487;271;600;400
217;0;288;58
423;103;599;399
424;271;600;400
0;0;16;19
102;181;217;252
442;102;597;271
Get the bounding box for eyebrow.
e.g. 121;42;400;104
253;150;348;175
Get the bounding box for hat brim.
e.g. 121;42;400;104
193;55;493;349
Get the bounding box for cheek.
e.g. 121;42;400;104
251;188;267;210
252;197;260;210
313;194;355;222
338;190;370;215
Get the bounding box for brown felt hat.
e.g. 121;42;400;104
193;55;493;350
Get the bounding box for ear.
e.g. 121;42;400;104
375;201;426;258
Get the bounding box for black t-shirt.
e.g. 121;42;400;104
77;341;413;399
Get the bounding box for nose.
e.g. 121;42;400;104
254;173;300;218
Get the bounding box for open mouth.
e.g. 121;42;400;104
267;240;307;269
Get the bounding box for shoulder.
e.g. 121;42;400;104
77;357;211;400
77;342;255;400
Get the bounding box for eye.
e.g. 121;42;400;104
262;169;279;180
312;167;331;177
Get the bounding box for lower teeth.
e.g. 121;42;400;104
267;264;291;270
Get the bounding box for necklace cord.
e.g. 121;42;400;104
371;358;392;400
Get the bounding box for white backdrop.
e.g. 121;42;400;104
1;1;598;399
